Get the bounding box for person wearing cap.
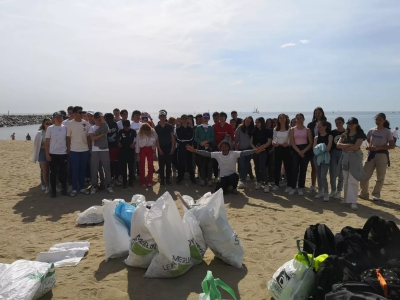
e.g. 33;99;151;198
155;110;175;185
45;112;68;198
175;114;196;184
337;117;367;210
359;113;395;201
231;111;243;126
86;110;95;125
104;113;121;186
186;141;263;194
118;120;137;188
194;112;214;186
66;106;90;197
117;109;129;131
88;112;113;194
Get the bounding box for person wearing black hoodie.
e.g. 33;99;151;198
175;114;196;184
307;107;331;192
118;120;137;188
104;113;121;186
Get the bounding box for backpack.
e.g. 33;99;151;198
325;282;388;300
303;224;336;257
314;255;363;300
361;267;400;299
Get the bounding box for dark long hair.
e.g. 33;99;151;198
375;113;390;129
39;118;51;131
343;122;365;140
266;118;273;129
239;116;254;134
276;113;289;131
312;107;327;123
254;117;266;133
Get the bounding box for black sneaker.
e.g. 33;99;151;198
50;192;56;198
123;185;128;189
61;190;68;196
176;180;182;185
129;182;134;187
166;179;172;185
191;179;197;184
160;180;165;186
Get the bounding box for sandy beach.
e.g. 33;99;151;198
1;140;399;300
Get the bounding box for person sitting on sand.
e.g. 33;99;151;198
186;141;263;195
26;133;31;141
10;133;15;140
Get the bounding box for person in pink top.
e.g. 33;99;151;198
289;113;313;196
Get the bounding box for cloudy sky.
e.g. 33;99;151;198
0;0;399;114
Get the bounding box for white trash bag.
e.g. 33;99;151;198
145;192;193;278
103;199;130;261
0;260;56;300
267;240;316;300
131;194;146;206
181;196;207;265
184;189;244;268
125;201;157;268
76;206;104;225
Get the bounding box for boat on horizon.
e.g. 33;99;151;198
253;108;259;114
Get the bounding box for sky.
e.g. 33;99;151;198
0;0;399;114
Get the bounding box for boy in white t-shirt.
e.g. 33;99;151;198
45;111;68;198
186;141;262;194
66;106;91;197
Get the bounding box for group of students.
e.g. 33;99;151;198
32;106;395;210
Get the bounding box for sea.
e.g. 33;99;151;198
1;111;399;141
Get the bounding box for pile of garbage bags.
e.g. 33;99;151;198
77;189;244;279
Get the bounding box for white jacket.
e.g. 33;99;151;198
32;130;45;163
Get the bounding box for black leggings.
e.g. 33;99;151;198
216;173;239;193
274;146;293;187
291;144;310;189
50;154;68;192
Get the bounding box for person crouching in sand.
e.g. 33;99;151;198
186;140;263;195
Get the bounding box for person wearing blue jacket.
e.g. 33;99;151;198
194;112;215;186
313;120;333;202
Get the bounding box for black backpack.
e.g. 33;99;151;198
325;283;388;300
303;223;336;257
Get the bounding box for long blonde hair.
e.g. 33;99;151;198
138;123;153;137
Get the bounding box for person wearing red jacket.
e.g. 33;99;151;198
213;111;235;147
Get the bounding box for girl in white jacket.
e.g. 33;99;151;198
32;118;52;193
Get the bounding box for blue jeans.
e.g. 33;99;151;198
69;151;90;191
314;157;329;193
238;154;251;182
330;149;343;192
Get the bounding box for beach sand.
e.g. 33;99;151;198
1;140;399;300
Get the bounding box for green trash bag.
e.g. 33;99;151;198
198;271;238;300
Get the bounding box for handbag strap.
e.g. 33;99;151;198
297;239;316;267
201;271;238;300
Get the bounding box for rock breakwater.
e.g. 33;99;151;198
0;115;51;127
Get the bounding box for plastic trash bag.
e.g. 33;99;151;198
184;189;244;268
0;260;56;300
268;240;317;300
145;192;193;278
125;201;157;268
181;196;207;265
198;270;237;300
131;194;146;206
76;206;104;225
114;202;136;234
103;200;130;261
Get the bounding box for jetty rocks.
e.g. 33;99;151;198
0;115;51;127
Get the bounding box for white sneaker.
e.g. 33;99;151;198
41;184;46;191
115;179;122;186
351;203;358;210
372;196;381;201
288;188;296;195
79;189;87;194
309;186;316;192
200;180;205;186
264;186;270;193
298;188;304;196
323;194;330;202
67;185;73;193
238;182;247;189
272;185;279;191
255;182;261;190
90;186;96;195
329;192;336;198
56;185;62;192
334;192;342;199
44;187;50;194
340;200;349;205
107;186;114;193
285;187;291;193
314;192;324;199
208;180;213;186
